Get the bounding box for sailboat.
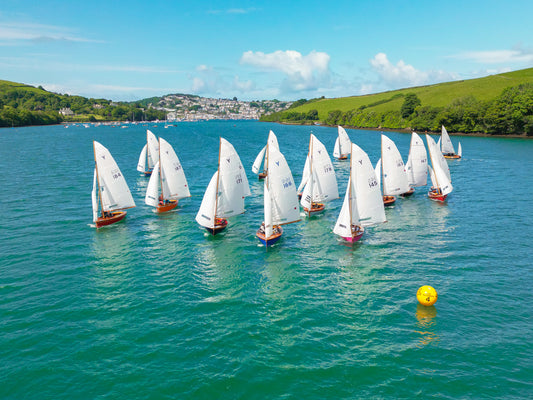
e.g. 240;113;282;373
403;132;428;196
299;134;339;215
251;130;279;179
195;138;251;235
92;141;136;228
375;134;410;206
137;129;159;175
333;126;351;160
334;143;387;242
256;137;300;246
145;137;190;213
426;134;453;201
440;125;462;159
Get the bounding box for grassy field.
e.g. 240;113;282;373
289;68;533;120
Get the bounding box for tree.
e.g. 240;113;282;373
401;93;421;118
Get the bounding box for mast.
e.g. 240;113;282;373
158;137;163;201
93;141;104;218
348;146;353;237
308;135;313;217
213;137;222;224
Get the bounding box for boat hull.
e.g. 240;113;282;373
342;226;364;243
443;154;461;159
400;188;415;197
337;155;348;160
95;211;127;228
256;226;283;246
156;199;178;213
383;195;396;206
428;189;447;202
205;218;228;235
303;202;325;215
258;172;267;180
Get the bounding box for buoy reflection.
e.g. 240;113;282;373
415;304;439;347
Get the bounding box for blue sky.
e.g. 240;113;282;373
0;0;531;101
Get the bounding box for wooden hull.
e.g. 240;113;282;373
95;211;127;228
383;195;396;206
304;202;325;215
342;226;364;243
258;172;267;180
443;154;461;159
400;188;415;197
156;199;178;213
428;189;447;202
337;155;348;160
206;218;228;235
256;226;283;246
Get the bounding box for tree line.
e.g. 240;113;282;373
0;85;166;127
261;84;533;135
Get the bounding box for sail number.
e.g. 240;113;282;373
323;164;333;174
368;177;378;188
235;174;243;184
282;178;293;189
111;168;122;180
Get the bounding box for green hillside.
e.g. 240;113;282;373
262;68;533;135
0;80;166;127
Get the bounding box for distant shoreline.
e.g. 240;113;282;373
272;121;532;139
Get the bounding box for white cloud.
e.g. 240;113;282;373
233;75;254;92
0;22;102;44
449;49;533;64
240;50;331;92
370;52;455;88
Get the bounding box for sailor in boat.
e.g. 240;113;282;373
259;222;281;235
158;195;170;205
352;224;363;235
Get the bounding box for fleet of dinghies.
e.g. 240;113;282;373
91;126;462;246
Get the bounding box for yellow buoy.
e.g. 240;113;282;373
417;285;438;306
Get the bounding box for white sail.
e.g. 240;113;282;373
428;165;437;188
333;176;359;238
217;138;251;217
307;134;339;202
252;146;266;174
195;171;218;229
458;142;462;157
406;132;428;187
381;134;409;196
440;125;455;155
333;137;340;159
252;130;280;174
351;143;386;226
300;168;315;210
159;137;190;200
297;155;310;194
92;168;98;222
93;141;135;212
374;158;381;189
145;161;160;207
264;184;273;238
337;126;351;157
137;144;147;172
427;134;451;182
146;129;159;169
426;135;453;195
267;145;300;225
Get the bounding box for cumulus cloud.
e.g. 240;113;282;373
240;50;331;92
370;52;455;88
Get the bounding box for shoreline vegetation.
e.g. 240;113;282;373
261;68;533;137
1;68;532;136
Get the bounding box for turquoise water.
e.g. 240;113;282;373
1;121;532;399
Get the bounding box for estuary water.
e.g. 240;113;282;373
0;121;532;399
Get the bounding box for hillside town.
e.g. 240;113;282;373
149;94;292;121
